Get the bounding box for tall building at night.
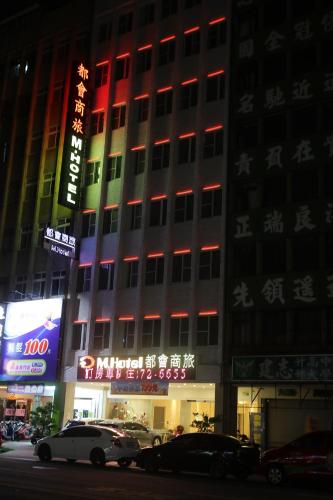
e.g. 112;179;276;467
1;0;332;447
224;0;333;448
0;0;229;433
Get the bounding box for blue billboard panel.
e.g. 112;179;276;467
0;298;63;382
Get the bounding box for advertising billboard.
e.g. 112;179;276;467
0;298;63;382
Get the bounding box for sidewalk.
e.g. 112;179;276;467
0;440;35;459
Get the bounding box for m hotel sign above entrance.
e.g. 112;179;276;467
59;62;90;209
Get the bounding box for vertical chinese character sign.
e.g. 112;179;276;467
58;62;89;209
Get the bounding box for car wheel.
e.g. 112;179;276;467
38;444;52;462
118;458;132;468
67;458;76;463
267;464;285;486
152;436;162;446
144;456;159;473
90;448;106;467
209;459;226;479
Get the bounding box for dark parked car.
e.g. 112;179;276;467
260;430;333;486
135;432;260;479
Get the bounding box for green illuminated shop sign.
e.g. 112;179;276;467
58;61;89;209
232;355;333;382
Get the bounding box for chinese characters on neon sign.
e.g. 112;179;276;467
59;62;89;209
77;354;196;382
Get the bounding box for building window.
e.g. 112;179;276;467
121;320;135;348
20;226;32;250
196;315;218;346
118;12;132;34
156;89;173;117
142;319;161;348
103;208;118;234
42;173;55;197
206;73;225;101
184;30;200;57
91;112;104;135
85;161;100;186
180;81;198;109
72;323;87;350
98;22;112;43
32;272;46;298
174;193;194;223
95;64;108;87
145;256;164;285
133;149;146;175
93;322;110;350
126;260;139;288
185;0;201;7
150;198;167;226
161;0;177;18
159;39;175;65
106;155;122;181
136;48;152;73
201;188;222;218
136;97;149;122
207;20;226;49
130;203;142;230
139;3;154;26
77;266;92;293
47;126;59;149
25;179;37;201
115;57;130;80
15;275;27;299
178;135;196;163
232;312;254;347
111;105;126;129
37;222;49;247
199;249;220;279
172;253;191;282
170;317;189;346
51;270;66;296
152;142;170;170
57;217;71;234
81;212;96;237
98;262;114;290
203;128;223;158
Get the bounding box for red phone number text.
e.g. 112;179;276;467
81;367;191;381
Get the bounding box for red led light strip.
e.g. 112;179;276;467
91;108;104;114
154;138;170;145
96;60;109;67
123;256;139;262
79;262;93;268
100;259;114;264
205;124;223;133
116;52;130;59
138;44;152;52
207;69;224;78
109;151;122;157
104;204;118;210
181;78;198;86
134;93;149;100
127;199;143;206
151;194;167;201
179;132;195;139
144;314;161;319
209;16;226;25
176;189;193;196
82;209;96;214
73;319;87;324
173;248;191;255
160;35;176;43
131;144;145;151
171;312;189;318
203;183;222;191
112;101;126;107
147;252;164;258
184;26;200;35
201;245;220;251
199;310;218;316
96;317;111;322
157;86;172;93
119;316;134;321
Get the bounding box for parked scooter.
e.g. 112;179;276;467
30;427;44;445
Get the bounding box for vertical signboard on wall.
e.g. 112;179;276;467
0;298;63;382
58;61;90;209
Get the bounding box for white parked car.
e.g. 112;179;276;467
34;425;140;467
